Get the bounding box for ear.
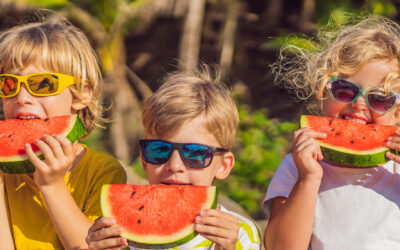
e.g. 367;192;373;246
215;152;235;180
140;151;148;172
71;83;93;111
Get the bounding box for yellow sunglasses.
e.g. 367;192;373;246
0;72;75;98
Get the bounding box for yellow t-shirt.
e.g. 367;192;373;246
4;145;127;250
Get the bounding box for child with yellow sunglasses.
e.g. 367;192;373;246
0;17;126;249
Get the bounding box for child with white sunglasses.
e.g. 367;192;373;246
0;17;126;249
264;16;400;250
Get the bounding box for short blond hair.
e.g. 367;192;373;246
0;16;102;134
142;66;239;150
272;15;400;106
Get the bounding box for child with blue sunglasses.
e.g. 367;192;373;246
264;16;400;249
86;66;261;249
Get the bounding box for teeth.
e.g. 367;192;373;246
18;116;39;120
344;116;367;125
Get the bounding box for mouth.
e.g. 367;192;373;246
341;114;370;125
15;113;42;120
161;180;191;185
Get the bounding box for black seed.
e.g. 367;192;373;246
350;140;354;144
330;128;335;132
131;191;136;197
372;128;377;132
44;118;49;122
138;205;144;211
137;219;141;224
335;132;341;136
7;134;12;138
362;136;365;139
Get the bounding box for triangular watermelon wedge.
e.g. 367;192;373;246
101;184;218;249
0;115;86;174
300;115;398;167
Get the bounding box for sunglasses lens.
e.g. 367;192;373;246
0;76;18;97
331;80;360;103
367;92;396;113
181;144;212;169
27;74;59;95
142;141;172;164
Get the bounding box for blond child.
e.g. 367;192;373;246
0;17;127;249
86;67;261;249
264;16;400;249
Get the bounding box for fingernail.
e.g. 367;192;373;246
195;216;201;223
25;143;29;148
387;141;391;146
200;210;205;216
110;218;116;224
195;224;202;229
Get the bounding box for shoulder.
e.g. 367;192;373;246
219;206;261;248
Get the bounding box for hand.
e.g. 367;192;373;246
25;134;76;187
86;217;128;250
386;130;400;163
195;207;239;250
292;128;326;181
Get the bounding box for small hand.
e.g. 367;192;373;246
386;130;400;163
195;207;238;250
86;217;128;250
292;127;326;181
25;134;76;187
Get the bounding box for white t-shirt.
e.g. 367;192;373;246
129;205;261;250
264;154;400;250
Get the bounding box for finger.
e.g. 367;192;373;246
197;233;233;249
293;128;326;141
87;226;123;242
88;237;128;250
41;135;65;160
386;151;400;163
89;217;116;233
200;209;238;224
25;143;48;171
53;135;74;159
195;223;234;239
33;137;56;164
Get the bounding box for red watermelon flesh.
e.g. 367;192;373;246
0;115;86;173
101;184;218;248
300;115;398;166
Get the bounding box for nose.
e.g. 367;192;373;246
165;149;186;173
15;84;34;105
351;94;368;111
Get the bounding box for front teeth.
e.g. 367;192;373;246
18;116;39;120
344;116;367;125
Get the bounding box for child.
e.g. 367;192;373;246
0;18;127;249
264;16;400;249
86;67;261;249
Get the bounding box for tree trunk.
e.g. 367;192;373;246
178;0;206;72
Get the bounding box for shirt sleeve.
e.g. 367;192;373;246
263;153;298;216
82;156;127;222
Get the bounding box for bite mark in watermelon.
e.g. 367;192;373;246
101;184;218;249
300;115;398;167
0;115;86;174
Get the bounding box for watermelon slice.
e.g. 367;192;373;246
300;115;398;167
0;115;86;174
101;184;218;249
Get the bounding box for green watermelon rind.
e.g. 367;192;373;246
0;115;86;174
300;115;394;167
101;185;218;249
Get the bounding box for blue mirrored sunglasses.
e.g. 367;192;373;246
139;139;228;169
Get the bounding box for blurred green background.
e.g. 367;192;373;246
0;0;398;220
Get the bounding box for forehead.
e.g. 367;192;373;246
346;59;398;89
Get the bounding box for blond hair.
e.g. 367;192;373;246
142;66;239;150
272;15;400;110
0;16;103;134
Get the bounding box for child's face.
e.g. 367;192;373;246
141;115;234;186
322;59;400;126
2;64;80;119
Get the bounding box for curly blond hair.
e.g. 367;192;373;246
0;16;103;134
272;15;400;112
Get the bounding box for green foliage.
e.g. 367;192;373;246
17;0;68;9
216;104;297;218
262;34;318;52
368;0;397;17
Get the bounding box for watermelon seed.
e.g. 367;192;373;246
7;134;11;138
335;132;341;136
44;118;49;122
350;140;354;144
330;128;335;132
138;205;144;211
131;191;136;197
372;128;377;132
362;136;365;139
137;219;141;224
